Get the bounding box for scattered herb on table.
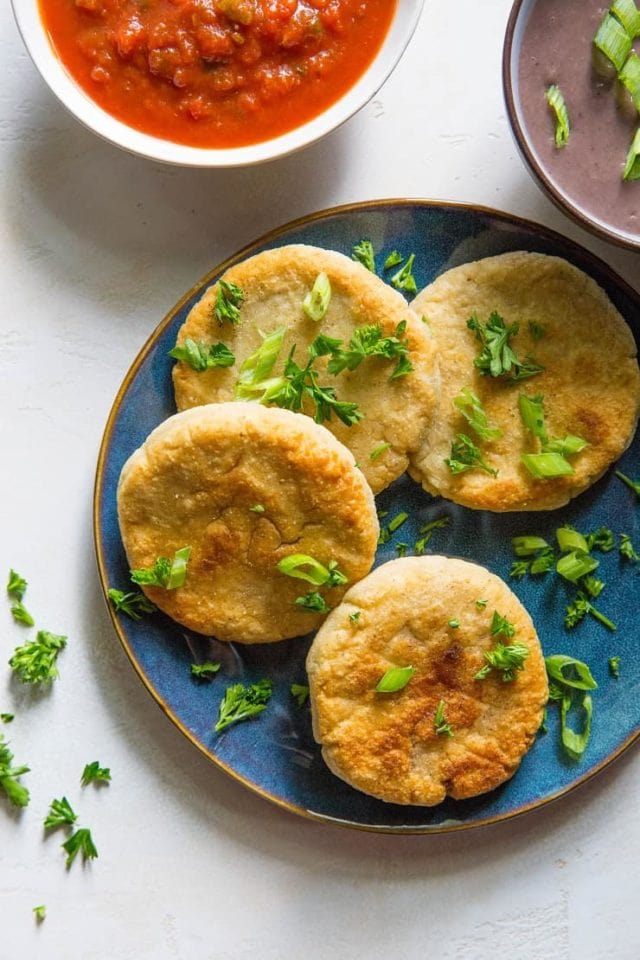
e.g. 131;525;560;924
33;905;46;922
395;542;408;557
81;762;111;787
1;714;13;724
44;796;78;830
6;569;27;601
290;683;309;707
10;601;34;626
215;680;273;733
63;828;98;869
565;593;616;631
9;630;67;685
0;735;30;807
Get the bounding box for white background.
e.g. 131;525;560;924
2;2;639;958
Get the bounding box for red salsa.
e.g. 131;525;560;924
38;0;397;148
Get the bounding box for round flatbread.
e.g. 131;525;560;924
307;556;548;806
409;251;640;511
171;244;439;494
117;403;379;643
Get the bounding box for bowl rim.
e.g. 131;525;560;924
502;0;640;252
12;0;424;168
93;197;640;835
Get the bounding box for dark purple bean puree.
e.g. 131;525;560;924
516;0;640;240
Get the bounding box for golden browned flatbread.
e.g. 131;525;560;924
117;403;379;643
171;244;439;494
409;252;640;511
307;556;548;805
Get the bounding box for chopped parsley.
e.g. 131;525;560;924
295;592;330;613
390;254;418;295
168;339;235;371
213;279;245;326
616;471;640;497
33;905;46;923
1;714;13;724
352;239;376;272
586;527;615;553
475;641;530;682
434;700;454;737
620;533;640;562
215;679;273;733
81;762;111;787
6;569;27;601
9;630;67;685
63;828;98;869
383;250;403;270
415;515;450;555
0;734;30;807
44;796;77;829
290;683;309;708
191;662;221;681
349;610;362;625
313;322;413;381
565;593;616;631
528;320;545;342
445;433;498;477
262;345;363;427
375;665;415;693
130;546;191;590
10;601;34;627
609;655;621;678
467;311;544;382
108;588;157;621
395;542;409;558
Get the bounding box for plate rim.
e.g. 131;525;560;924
93;197;640;835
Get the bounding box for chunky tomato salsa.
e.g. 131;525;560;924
38;0;397;148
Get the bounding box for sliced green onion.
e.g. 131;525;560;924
388;512;409;533
302;273;332;323
518;395;547;442
375;665;415;693
277;554;330;586
544;435;589;457
545;85;570;149
594;13;633;73
556;550;599;583
611;0;640;38
556;526;589;554
453;387;502;442
234;327;286;400
560;693;593;760
512;536;549;557
545;654;598;691
624;128;640;181
619;51;640;110
521;452;574;479
166;547;191;589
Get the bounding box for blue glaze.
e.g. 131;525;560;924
96;202;640;831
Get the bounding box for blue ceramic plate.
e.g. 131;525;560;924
94;200;640;833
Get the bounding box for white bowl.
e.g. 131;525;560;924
12;0;424;167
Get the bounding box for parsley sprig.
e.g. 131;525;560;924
290;683;309;707
475;612;529;682
265;345;363;427
467;311;544;382
9;630;67;684
445;433;498;477
0;734;30;807
213;279;245;326
215;679;273;733
314;322;413;381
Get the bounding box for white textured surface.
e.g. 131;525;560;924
1;2;639;957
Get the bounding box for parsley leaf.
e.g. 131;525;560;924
1;714;13;724
434;700;454;737
44;796;77;829
609;656;621;678
265;346;363;427
81;762;111;787
130;546;191;590
290;683;309;707
415;516;450;555
295;591;330;613
169;338;235;371
475;641;530;682
620;533;640;562
383;250;404;270
467;311;544;382
0;734;30;807
616;470;640;497
9;630;67;684
351;239;376;272
191;662;221;681
108;588;157;621
585;527;615;553
390;254;418;295
445;433;498;477
6;569;27;601
215;679;273;733
10;601;34;626
213;279;244;326
62;827;98;869
320;322;413;381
